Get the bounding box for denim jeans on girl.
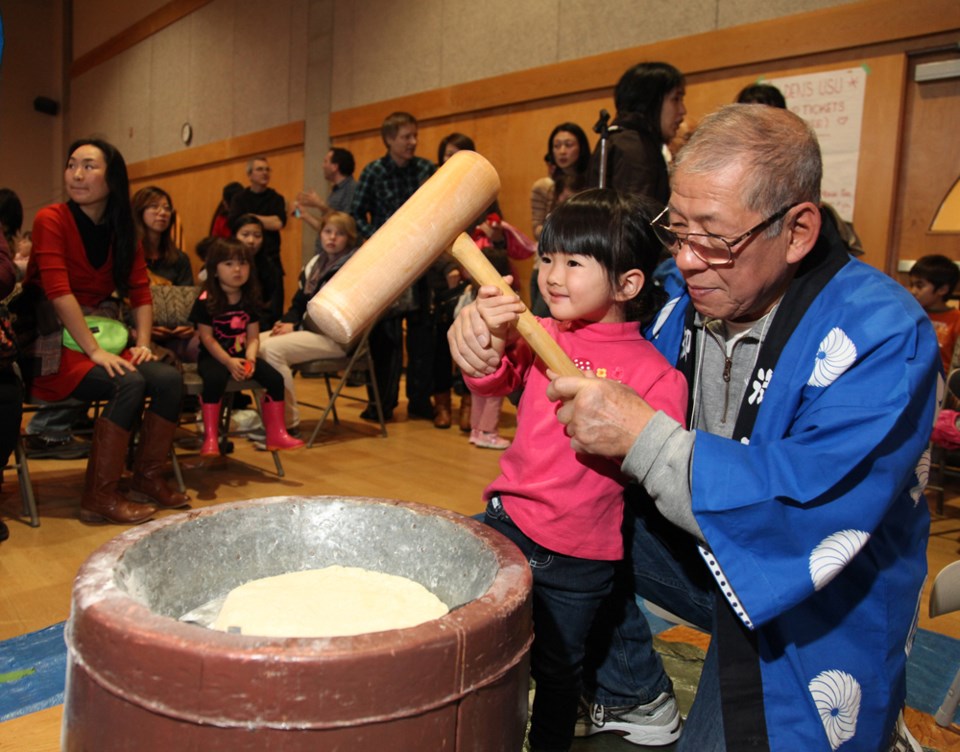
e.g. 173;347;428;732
482;494;615;752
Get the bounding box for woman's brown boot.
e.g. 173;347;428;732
80;419;155;525
433;391;452;429
129;412;190;509
459;393;472;433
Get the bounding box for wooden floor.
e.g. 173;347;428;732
1;375;959;749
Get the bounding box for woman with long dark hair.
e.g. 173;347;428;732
25;139;189;524
132;185;199;361
529;122;592;317
588;62;686;205
132;185;193;285
530;122;591;240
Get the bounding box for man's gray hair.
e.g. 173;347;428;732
673;105;822;235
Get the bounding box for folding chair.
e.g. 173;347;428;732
294;328;387;447
929;560;960;729
10;435;38;527
11;397;99;528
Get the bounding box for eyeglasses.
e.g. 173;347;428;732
144;204;172;214
651;204;797;267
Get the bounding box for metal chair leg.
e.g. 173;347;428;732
15;437;39;527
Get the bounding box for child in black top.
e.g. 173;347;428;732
189;237;303;454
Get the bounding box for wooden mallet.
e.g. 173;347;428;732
307;150;580;376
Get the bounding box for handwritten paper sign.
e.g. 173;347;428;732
767;67;867;221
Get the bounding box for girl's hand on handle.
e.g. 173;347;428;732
475;282;523;356
448;301;502;378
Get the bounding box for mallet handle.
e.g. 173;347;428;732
450;233;581;378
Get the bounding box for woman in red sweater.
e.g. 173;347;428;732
25;139;188;524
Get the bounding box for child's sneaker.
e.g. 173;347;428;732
575;692;681;745
470;430;510;450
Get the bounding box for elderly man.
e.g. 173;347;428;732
450;105;937;751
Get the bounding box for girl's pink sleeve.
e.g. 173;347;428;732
462;339;533;398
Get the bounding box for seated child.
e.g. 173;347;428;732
909;254;960;374
189;237;304;455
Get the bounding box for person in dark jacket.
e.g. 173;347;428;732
588;61;686;206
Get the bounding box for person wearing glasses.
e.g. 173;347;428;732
132;186;193;286
450;105;937;751
132;186;199;364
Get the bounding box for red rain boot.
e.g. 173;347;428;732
262;398;305;451
201;401;221;457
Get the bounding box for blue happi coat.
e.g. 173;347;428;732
647;232;940;750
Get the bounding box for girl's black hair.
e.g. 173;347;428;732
66;138;136;296
202;237;262;314
230;212;264;236
538;188;667;323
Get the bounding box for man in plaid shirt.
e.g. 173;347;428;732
350;112;436;422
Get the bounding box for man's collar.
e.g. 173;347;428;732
384;152;412;169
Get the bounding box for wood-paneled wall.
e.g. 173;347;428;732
123;0;959;303
128;123;305;309
328;0;959;278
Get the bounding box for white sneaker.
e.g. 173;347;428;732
575;692;681;746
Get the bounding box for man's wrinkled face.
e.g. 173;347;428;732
669;162;796;323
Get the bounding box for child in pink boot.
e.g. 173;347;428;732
189;238;304;455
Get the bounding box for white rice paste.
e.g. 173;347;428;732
211;565;449;637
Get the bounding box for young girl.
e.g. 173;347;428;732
189;237;303;455
461;189;688;752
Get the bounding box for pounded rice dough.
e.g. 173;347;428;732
211;565;449;637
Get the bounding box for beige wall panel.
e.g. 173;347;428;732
231;0;296;135
70;60;123;143
289;0;310;124
556;0;715;60
329;1;357;112
187;1;236;147
0;0;63;222
116;41;155;165
149;18;192;158
73;0;169;57
439;0;559;86
717;0;862;27
334;0;444;108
